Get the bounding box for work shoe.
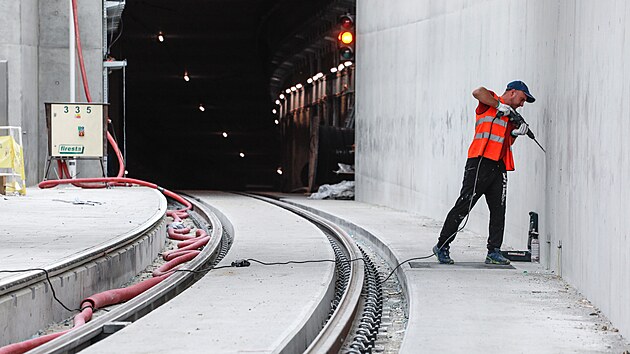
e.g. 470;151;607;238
485;248;511;265
433;244;454;264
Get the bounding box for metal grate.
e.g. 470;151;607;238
408;262;515;270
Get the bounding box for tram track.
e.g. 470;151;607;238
243;193;385;354
26;198;224;354
6;192;394;354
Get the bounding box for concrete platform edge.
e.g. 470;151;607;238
0;190;168;346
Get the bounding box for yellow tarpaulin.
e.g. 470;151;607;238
0;135;13;168
0;135;26;195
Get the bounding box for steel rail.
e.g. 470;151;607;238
243;193;365;354
29;196;223;354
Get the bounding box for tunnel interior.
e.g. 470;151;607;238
107;0;355;191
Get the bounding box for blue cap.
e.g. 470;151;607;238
506;80;535;103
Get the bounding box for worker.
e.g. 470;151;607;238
434;81;535;265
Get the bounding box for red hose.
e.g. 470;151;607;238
167;227;196;241
176;234;206;249
172;227;192;234
83;273;171;309
0;331;69;354
152;251;200;277
72;0;91;103
164;236;210;259
39;177;192;211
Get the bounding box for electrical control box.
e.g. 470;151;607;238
45;103;108;158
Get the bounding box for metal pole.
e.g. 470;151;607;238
103;0;109;177
69;0;75;102
123;64;127;166
68;0;77;179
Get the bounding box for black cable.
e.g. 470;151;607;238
174;257;366;275
0;269;79;312
107;119;120;148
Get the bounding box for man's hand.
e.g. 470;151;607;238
511;123;529;137
496;102;514;117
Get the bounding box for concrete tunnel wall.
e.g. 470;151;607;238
355;0;630;339
0;0;103;185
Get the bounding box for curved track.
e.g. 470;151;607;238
27;197;224;354
13;193;385;354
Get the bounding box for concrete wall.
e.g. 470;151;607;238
356;0;630;339
39;0;104;180
0;0;103;184
0;0;39;184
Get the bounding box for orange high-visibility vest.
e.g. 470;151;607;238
467;95;515;171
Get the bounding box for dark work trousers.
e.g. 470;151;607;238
438;157;508;252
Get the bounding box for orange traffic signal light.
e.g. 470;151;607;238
337;14;355;62
338;31;353;45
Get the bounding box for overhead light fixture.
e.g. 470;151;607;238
312;75;319;82
239;152;245;158
344;61;353;67
338;64;345;71
316;72;324;79
157;32;164;42
279;94;285;100
272;109;277;114
183;71;190;81
222;132;228;138
274;119;279;125
285;89;291;94
307;78;313;84
276;167;283;175
198;104;205;112
275;100;280;105
296;83;303;89
330;67;338;73
290;86;297;92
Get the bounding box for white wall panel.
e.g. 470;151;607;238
356;0;630;338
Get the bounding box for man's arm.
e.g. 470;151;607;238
472;87;500;108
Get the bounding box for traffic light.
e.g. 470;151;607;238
337;14;355;62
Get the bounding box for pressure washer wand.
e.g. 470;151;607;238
504;110;546;153
531;136;546;153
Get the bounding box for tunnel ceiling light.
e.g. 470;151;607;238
338;64;345;70
307;78;313;84
198;104;205;112
344;61;353;67
239;152;245;158
330;67;338;73
315;72;324;79
222;132;228;138
275;99;280;105
157;32;164;42
274;119;279;125
183;71;190;81
296;83;303;89
276;167;283;175
279;93;285;100
290;86;297;92
285;88;291;94
272;109;277;114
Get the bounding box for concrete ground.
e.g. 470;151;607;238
0;186;165;285
2;189;628;353
81;192;336;354
0;185;166;346
282;196;630;354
